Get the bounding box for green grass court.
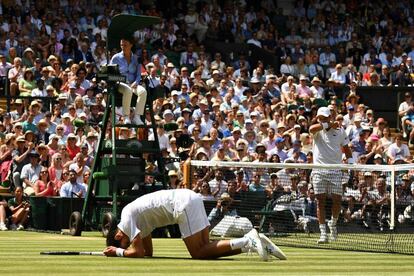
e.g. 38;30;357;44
1;231;414;275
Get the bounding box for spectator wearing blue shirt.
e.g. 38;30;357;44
60;169;87;198
249;173;266;192
351;129;369;157
110;36;146;125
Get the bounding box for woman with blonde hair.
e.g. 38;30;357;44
48;152;64;185
74;96;87;115
68;63;80;82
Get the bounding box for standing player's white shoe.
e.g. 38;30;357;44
328;220;337;241
317;233;329;244
259;233;287;260
243;229;268;261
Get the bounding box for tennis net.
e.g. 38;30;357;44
189;160;414;255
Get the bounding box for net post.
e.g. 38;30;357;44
390;166;395;230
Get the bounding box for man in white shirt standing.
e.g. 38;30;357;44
309;107;352;244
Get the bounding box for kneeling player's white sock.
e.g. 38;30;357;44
230;237;249;250
331;217;338;226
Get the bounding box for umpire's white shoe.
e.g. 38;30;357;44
133;115;143;125
259;233;287;260
328;220;337;242
0;223;7;231
123;117;131;125
317;233;329;244
244;229;268;261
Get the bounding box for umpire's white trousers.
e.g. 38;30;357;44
118;82;147;117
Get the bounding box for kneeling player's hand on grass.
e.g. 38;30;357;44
103;246;117;257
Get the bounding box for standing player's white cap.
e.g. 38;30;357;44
317;107;331;118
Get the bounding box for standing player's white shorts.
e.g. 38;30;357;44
311;169;344;195
177;193;210;238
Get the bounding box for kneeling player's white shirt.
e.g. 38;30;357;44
118;189;197;240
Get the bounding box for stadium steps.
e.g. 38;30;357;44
0;98;7;111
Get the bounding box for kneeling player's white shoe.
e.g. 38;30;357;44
317;233;329;244
259;233;287;260
328;220;337;241
244;229;268;261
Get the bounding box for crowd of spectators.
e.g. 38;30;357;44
0;0;414;231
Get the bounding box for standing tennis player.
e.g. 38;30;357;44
104;189;286;260
309;107;353;243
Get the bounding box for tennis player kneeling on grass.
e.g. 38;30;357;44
104;189;286;261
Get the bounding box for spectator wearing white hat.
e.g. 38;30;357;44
9;98;25;123
310;76;324;99
206;69;221;89
36;119;50;144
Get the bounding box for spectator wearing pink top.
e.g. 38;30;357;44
296;75;312;99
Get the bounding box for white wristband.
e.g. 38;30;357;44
116;248;125;257
321;122;329;130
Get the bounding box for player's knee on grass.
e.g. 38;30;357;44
183;228;211;259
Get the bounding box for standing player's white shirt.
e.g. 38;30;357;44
118;189;196;240
313;127;349;164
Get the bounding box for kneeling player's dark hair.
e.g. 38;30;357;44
106;229;121;247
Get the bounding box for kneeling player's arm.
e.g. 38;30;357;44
142;235;153;257
124;234;146;258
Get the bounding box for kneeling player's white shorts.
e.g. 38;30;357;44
311;169;343;196
178;195;210;238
